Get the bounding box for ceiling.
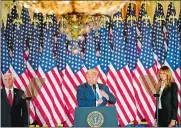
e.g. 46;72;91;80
19;1;128;16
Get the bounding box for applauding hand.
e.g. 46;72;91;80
100;90;109;100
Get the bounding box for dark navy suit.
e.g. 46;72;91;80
1;88;28;127
77;83;116;107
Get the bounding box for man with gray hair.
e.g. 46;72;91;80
1;73;28;127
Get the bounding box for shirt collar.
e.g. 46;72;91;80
5;87;14;94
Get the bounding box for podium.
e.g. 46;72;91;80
74;106;118;127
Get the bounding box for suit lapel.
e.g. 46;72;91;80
12;88;18;107
2;88;11;108
98;83;103;90
162;86;170;96
85;83;95;97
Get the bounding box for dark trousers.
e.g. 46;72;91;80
158;109;176;127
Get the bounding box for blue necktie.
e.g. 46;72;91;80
95;92;99;100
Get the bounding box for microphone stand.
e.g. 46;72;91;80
153;94;160;127
25;97;32;127
93;84;96;107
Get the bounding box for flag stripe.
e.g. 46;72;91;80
37;68;59;126
46;69;66;121
62;64;86;126
38;67;67;125
26;62;51;125
96;66;107;84
133;63;155;126
107;74;129;125
137;63;156;111
108;67;134;121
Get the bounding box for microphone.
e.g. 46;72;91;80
154;88;160;125
93;84;96;106
93;84;96;91
153;94;160;97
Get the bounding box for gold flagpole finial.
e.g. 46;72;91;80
142;15;150;26
169;14;177;26
33;18;40;28
141;0;150;11
127;15;136;27
43;17;53;29
155;16;165;26
101;16;110;28
12;18;23;29
113;15;123;27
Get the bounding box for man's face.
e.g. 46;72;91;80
86;73;98;86
3;74;14;89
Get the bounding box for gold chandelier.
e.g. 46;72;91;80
2;1;128;39
20;1;128;16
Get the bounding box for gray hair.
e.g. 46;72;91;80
2;72;14;80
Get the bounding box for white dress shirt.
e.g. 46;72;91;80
158;84;165;109
5;87;14;99
92;84;102;106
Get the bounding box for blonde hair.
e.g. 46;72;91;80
158;66;172;88
86;69;99;76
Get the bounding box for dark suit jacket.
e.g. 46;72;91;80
1;88;28;127
155;82;178;122
77;83;116;107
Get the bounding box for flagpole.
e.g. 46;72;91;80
153;94;160;127
25;97;32;127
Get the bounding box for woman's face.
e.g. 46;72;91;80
159;71;167;81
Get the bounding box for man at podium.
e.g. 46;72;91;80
77;69;116;107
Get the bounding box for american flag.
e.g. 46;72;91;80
164;19;181;123
137;3;149;53
178;10;181;41
26;22;44;125
1;27;11;74
132;17;157;126
153;3;165;23
125;15;138;72
5;5;18;50
125;11;143;123
20;6;32;54
126;3;135;19
5;14;12;49
165;2;176;46
62;40;87;126
124;3;136;38
137;3;147;32
56;34;67;78
97;15;111;84
178;10;181;28
152;2;165;45
152;3;166;67
10;25;36;124
46;14;59;55
95;29;100;51
1;27;11;88
55;34;71;126
55;33;67;125
34;28;66;126
33;13;44;48
47;14;59;36
84;29;99;69
107;11;138;126
165;2;176;23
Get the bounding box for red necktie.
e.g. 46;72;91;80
8;90;13;107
